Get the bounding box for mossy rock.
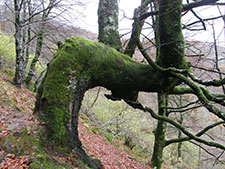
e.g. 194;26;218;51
0;126;76;169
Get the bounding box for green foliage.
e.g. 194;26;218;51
0;33;16;74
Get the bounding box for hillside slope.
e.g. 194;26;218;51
0;70;151;168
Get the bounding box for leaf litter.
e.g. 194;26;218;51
0;71;151;168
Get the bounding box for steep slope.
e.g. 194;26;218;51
0;70;151;168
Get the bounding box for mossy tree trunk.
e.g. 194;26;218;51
98;0;121;50
124;0;150;57
151;0;186;168
35;0;188;168
35;36;183;168
151;94;168;168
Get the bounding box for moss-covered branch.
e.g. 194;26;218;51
170;71;225;121
164;121;225;147
143;106;225;150
188;71;225;86
124;0;150;57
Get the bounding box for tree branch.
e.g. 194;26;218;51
183;0;219;11
183;15;225;29
190;141;225;165
164;121;225;147
188;71;225;87
170;71;225;121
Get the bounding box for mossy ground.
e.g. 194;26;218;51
1;125;92;169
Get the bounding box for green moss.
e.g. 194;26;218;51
36;36;186;150
157;0;187;69
1;127;41;156
1;126;76;169
37;37;146;145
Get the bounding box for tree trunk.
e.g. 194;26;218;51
98;0;121;50
25;29;44;86
13;0;25;87
151;0;186;168
35;37;180;167
24;0;32;69
124;0;150;57
151;93;168;169
156;0;186;69
22;0;27;67
25;0;55;86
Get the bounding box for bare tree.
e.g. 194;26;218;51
13;0;25;87
24;0;57;86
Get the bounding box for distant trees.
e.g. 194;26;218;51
24;0;55;86
0;48;2;69
0;0;85;87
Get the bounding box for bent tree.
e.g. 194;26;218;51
35;0;225;168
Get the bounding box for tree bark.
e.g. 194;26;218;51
151;94;168;169
13;0;25;87
156;0;186;69
24;0;32;69
98;0;121;50
34;37;179;167
151;0;186;168
25;0;54;86
124;0;150;57
25;28;44;86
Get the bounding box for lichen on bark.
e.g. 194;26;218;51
98;0;121;50
157;0;187;69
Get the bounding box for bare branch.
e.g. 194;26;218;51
164;121;225;147
183;0;220;11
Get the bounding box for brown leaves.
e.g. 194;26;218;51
0;154;29;169
0;71;150;168
79;120;151;169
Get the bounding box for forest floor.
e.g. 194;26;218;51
0;70;151;169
